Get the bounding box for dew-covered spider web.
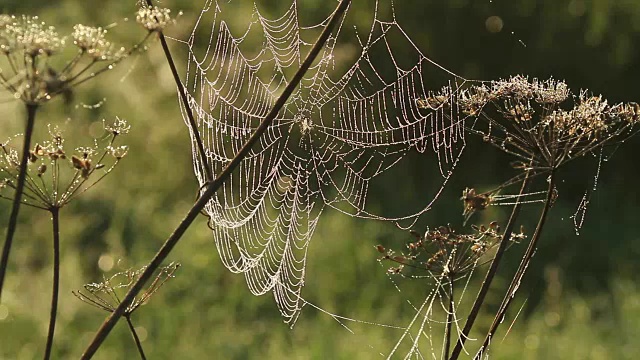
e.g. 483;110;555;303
176;0;472;328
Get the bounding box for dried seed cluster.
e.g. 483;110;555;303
0;118;129;209
418;76;640;171
0;15;64;56
73;262;180;315
377;223;525;278
136;6;177;32
0;13;149;104
461;188;493;223
72;24;125;61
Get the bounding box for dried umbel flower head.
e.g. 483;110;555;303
3;15;64;56
0;14;150;105
416;86;453;110
461;188;493;223
378;223;523;278
418;76;640;171
0;118;129;209
103;116;131;136
73;262;180;315
72;24;125;61
136;6;178;32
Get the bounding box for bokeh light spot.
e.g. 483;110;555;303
485;15;504;33
525;334;540;350
98;254;115;272
135;326;148;342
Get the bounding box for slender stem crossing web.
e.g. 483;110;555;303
178;0;471;326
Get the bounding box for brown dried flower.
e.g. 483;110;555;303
0;14;149;105
136;6;178;32
0;119;129;209
418;76;640;171
379;223;522;278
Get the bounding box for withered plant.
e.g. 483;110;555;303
0;118;128;359
410;76;640;359
0;13;152;304
73;262;180;360
0;9;151;360
378;222;526;359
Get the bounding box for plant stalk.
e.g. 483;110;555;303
125;315;147;360
0;103;38;302
474;170;556;359
80;1;351;358
444;276;455;360
44;206;60;360
144;0;213;182
449;168;532;360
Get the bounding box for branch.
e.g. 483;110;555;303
474;170;556;359
125;315;147;360
449;168;532;360
44;207;61;360
143;0;213;182
0;103;38;301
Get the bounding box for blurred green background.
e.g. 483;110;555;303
1;0;640;359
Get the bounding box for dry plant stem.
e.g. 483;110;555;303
80;1;351;358
475;170;556;359
125;316;147;360
44;207;61;360
144;0;213;182
443;277;455;360
0;103;38;302
449;168;532;360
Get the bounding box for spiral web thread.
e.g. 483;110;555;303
177;0;471;326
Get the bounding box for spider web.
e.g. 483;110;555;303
178;0;470;326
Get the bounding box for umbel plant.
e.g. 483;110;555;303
0;11;152;296
378;76;639;359
0;0;639;359
73;262;180;359
0;4;179;359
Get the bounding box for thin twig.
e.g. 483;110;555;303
443;276;455;360
125;315;147;360
44;207;61;360
143;0;213;182
449;168;533;360
80;1;351;358
0;103;38;301
474;170;556;359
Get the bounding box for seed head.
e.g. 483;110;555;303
421;76;640;171
72;262;180;315
103;117;131;136
0;121;129;208
109;145;129;159
379;224;516;278
8;15;64;56
136;6;176;32
72;24;125;61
